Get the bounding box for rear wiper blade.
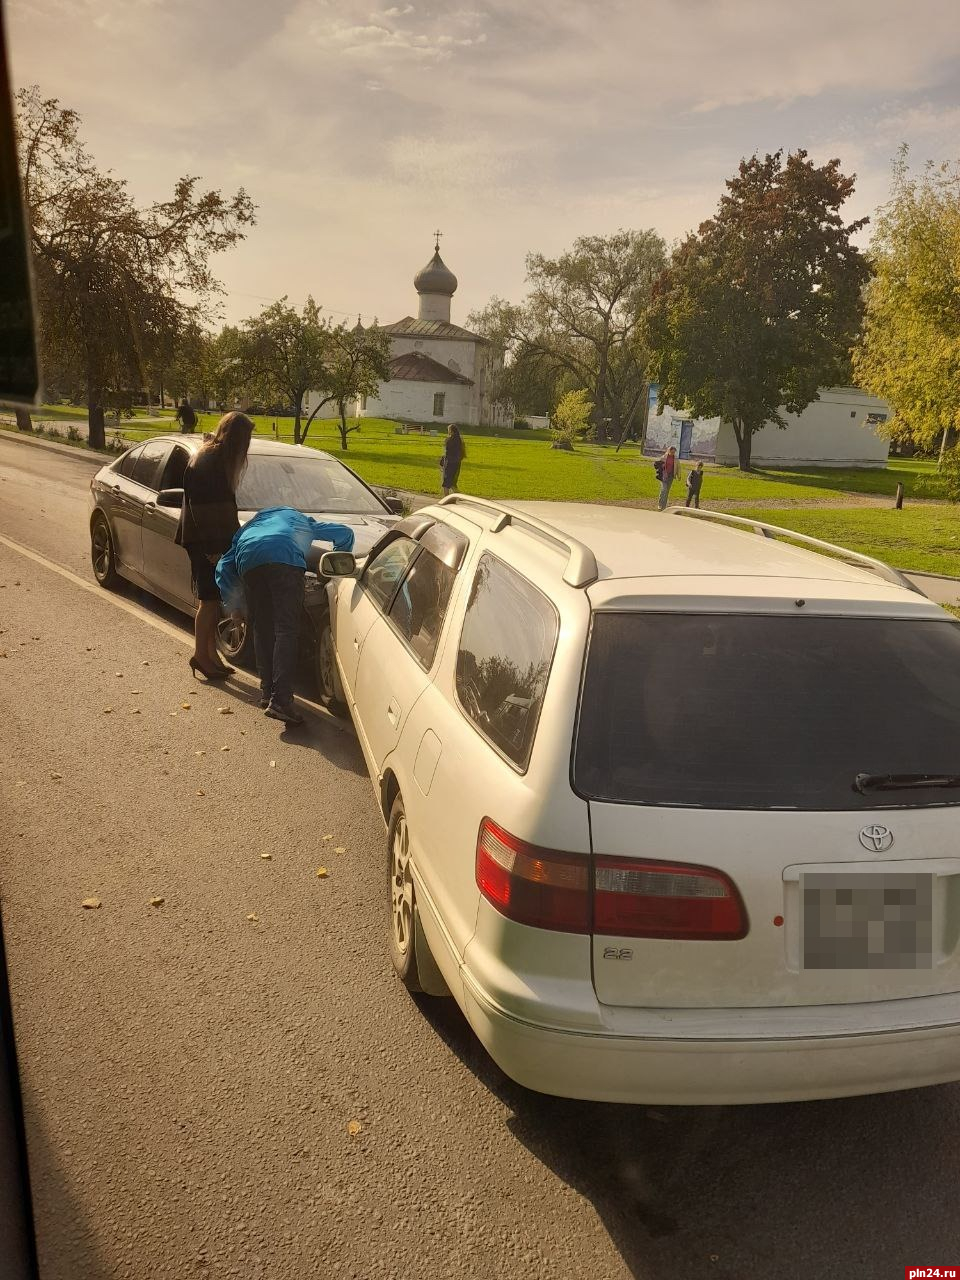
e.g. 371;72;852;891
854;772;960;794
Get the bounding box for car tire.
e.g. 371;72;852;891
315;614;348;716
217;610;254;666
387;795;425;994
90;513;122;590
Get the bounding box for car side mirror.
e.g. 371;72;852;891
157;488;184;508
318;551;356;578
381;495;405;515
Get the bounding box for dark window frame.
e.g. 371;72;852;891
453;551;560;774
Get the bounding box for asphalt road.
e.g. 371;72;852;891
1;432;959;1280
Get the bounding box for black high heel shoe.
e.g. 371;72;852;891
189;656;228;681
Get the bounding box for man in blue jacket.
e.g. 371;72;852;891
217;507;354;725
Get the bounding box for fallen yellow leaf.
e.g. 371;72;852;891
196;789;206;797
347;1120;362;1137
103;707;113;714
316;867;329;878
246;912;259;923
260;853;272;861
322;834;333;842
335;847;346;855
218;706;233;715
181;702;191;710
150;897;164;908
81;897;101;910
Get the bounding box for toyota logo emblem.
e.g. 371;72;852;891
859;824;894;853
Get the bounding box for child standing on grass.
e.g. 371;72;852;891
685;461;704;508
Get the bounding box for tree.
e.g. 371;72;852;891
470;229;667;442
647;150;869;470
239;297;329;444
550;389;593;450
15;87;255;448
300;320;391;451
853;148;960;465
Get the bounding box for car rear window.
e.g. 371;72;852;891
574;613;960;811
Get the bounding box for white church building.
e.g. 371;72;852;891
305;241;511;429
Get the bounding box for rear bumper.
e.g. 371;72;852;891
459;972;960;1105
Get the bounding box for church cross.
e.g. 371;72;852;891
433;228;443;252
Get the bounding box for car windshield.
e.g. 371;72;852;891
236;454;384;515
574;613;960;811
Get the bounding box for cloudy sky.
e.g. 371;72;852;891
9;0;960;328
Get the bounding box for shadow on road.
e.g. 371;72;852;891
418;996;960;1278
17;1097;113;1280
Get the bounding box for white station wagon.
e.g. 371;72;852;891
324;497;960;1105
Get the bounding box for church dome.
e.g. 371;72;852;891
414;249;458;297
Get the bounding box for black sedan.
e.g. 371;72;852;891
89;435;401;702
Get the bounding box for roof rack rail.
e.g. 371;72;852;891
668;507;924;594
439;495;599;588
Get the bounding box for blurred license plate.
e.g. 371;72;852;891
801;872;933;970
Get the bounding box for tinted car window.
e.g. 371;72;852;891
237;455;384;514
455;554;559;770
118;444;144;478
388;548;457;669
159;445;190;491
363;537;419;611
574;613;960;811
130;440;172;490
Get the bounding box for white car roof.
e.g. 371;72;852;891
451;500;943;613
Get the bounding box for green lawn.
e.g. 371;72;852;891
735;506;960;576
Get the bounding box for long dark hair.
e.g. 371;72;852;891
448;424;466;460
203;412;254;492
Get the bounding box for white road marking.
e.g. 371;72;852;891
0;531;347;731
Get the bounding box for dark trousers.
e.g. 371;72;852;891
685;491;700;508
244;563;304;707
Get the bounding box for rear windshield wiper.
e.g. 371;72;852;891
854;772;960;794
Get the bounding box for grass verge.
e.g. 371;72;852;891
735;506;960;577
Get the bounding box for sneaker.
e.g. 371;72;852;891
265;700;304;726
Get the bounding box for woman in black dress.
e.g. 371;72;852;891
176;411;254;679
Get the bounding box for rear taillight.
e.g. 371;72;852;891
476;820;590;934
477;822;747;941
594;858;747;940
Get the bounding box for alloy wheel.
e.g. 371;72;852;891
390;813;413;959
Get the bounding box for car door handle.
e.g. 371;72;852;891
386;698;400;727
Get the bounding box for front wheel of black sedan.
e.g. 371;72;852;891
90;513;122;590
216;610;254;666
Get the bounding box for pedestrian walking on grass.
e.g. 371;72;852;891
175;398;198;433
176;411;254;680
216;506;354;726
685;461;704;509
655;446;681;510
440;424;465;496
